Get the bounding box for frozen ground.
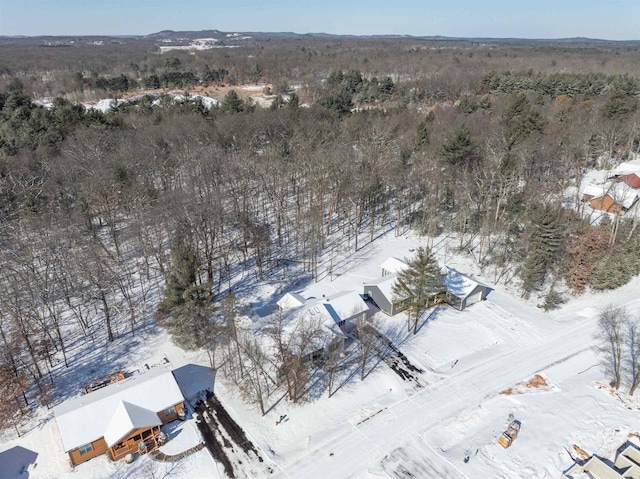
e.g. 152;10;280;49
2;230;640;478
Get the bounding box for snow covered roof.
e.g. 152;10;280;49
380;257;408;274
276;292;307;310
581;182;610;198
615;158;640;174
581;172;639;210
444;267;486;300
279;300;346;353
610;183;639;209
364;275;402;302
103;401;162;447
54;367;184;452
322;291;370;323
278;291;368;351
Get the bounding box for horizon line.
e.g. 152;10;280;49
1;30;639;43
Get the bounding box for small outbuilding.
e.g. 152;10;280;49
444;267;490;311
276;292;307;310
54;367;185;466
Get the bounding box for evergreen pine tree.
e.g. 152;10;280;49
441;125;475;167
220;90;244;113
159;239;198;315
520;206;564;298
392;246;446;335
159;238;219;355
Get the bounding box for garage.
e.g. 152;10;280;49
444;267;490;311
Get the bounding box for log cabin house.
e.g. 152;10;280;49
54;367;185;466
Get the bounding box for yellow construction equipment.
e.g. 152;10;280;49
498;420;521;448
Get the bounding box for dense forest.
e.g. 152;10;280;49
1;33;640;427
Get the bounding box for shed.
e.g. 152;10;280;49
276;292;307;310
380;257;408;277
54;367;185;466
444;267;489;310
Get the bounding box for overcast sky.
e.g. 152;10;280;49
1;0;638;40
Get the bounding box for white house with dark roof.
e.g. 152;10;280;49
54;367;185;465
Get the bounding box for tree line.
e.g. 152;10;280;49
0;39;640;427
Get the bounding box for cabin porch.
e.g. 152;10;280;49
109;425;162;461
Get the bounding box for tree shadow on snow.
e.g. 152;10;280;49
414;306;444;335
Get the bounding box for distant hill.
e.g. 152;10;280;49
145;29;224;40
1;29;639;46
142;30;640;45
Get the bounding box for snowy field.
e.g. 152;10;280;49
2;230;640;479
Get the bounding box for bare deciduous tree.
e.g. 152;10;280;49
355;318;379;381
627;318;640;396
596;305;628;390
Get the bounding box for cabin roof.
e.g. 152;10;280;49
104;401;162;447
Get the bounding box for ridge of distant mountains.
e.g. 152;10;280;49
2;29;639;45
144;30;640;44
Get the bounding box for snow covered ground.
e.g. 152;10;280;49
2;230;640;479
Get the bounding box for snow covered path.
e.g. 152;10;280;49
274;291;630;479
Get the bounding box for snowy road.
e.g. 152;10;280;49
274;294;603;479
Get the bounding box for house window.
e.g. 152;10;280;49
163;406;175;417
78;443;93;455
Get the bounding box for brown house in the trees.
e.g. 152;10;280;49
589;194;622;213
54;367;185;466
